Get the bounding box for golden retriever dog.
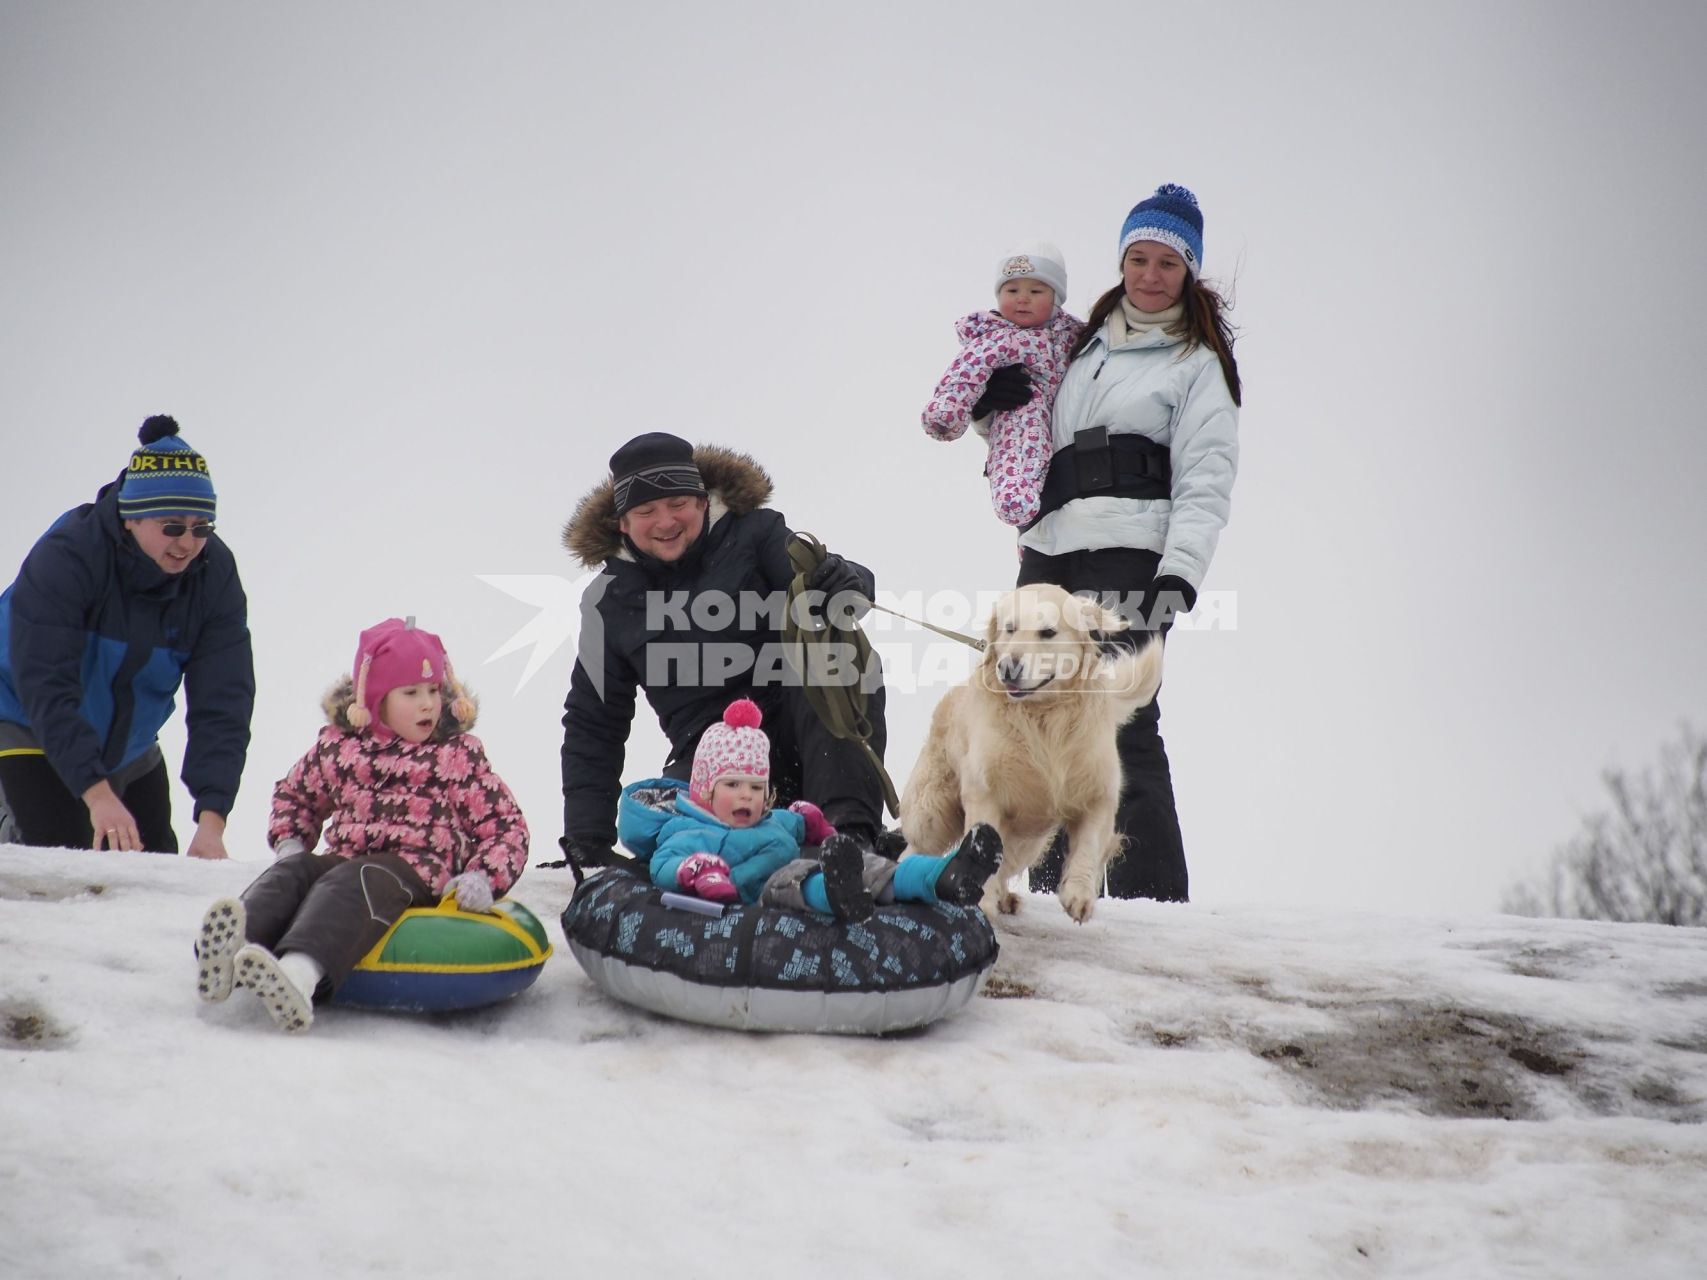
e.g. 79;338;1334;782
901;583;1164;923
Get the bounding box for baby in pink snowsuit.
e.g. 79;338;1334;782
922;241;1084;527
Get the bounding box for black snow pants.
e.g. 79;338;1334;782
0;750;177;853
238;852;437;998
1016;546;1189;903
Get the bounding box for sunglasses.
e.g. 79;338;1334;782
158;521;215;539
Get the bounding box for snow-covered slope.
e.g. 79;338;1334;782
3;844;1704;1278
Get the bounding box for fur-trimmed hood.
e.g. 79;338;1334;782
320;673;478;738
562;444;774;568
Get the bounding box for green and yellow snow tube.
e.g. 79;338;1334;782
332;896;552;1012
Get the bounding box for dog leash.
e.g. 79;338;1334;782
869;603;987;652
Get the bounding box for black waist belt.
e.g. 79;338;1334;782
1026;427;1172;531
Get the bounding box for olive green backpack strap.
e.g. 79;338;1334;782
783;532;900;818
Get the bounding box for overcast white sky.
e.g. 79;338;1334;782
3;0;1704;915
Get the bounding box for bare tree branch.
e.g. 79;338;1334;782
1502;724;1707;927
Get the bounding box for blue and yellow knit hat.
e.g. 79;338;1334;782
117;415;217;520
1118;184;1205;278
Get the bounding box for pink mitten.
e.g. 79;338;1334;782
677;853;739;904
788;800;836;846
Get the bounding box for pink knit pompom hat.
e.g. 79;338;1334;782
345;616;474;730
689;698;771;803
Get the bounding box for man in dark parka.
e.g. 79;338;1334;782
558;432;886;872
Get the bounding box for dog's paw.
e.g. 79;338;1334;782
1059;882;1097;924
982;885;1022;916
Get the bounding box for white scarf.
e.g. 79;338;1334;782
1105;298;1184;347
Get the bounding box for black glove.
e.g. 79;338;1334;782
548;835;613;874
1090;624;1139;658
806;553;872;624
1138;575;1198;639
970;364;1034;418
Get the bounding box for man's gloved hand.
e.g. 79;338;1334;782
970;365;1034;418
550;836;613;872
806;553;872;624
677;853;739;904
441;870;495;913
787;800;837;847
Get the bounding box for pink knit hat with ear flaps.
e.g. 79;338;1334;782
689;699;771;804
345;617;475;730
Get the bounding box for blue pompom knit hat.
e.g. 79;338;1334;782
116;415;217;520
1118;184;1205;277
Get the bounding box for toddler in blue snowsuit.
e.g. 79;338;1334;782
618;699;1000;921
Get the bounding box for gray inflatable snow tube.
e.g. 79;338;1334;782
561;866;999;1035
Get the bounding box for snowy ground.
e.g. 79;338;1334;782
3;844;1705;1279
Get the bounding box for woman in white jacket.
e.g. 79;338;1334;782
983;183;1241;902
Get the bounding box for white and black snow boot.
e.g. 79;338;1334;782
195;898;246;1002
233;944;314;1033
934;823;1004;907
819;834;876;923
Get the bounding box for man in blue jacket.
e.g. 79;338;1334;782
0;416;254;857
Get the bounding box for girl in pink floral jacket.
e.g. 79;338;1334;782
192;617;529;1032
922;241;1083;527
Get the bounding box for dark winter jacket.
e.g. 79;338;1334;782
267;675;529;896
560;447;874;851
619;776;806;905
0;479;254;817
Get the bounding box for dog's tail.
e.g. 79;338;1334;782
1100;635;1165;722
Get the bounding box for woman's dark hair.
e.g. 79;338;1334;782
1068;276;1242;407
